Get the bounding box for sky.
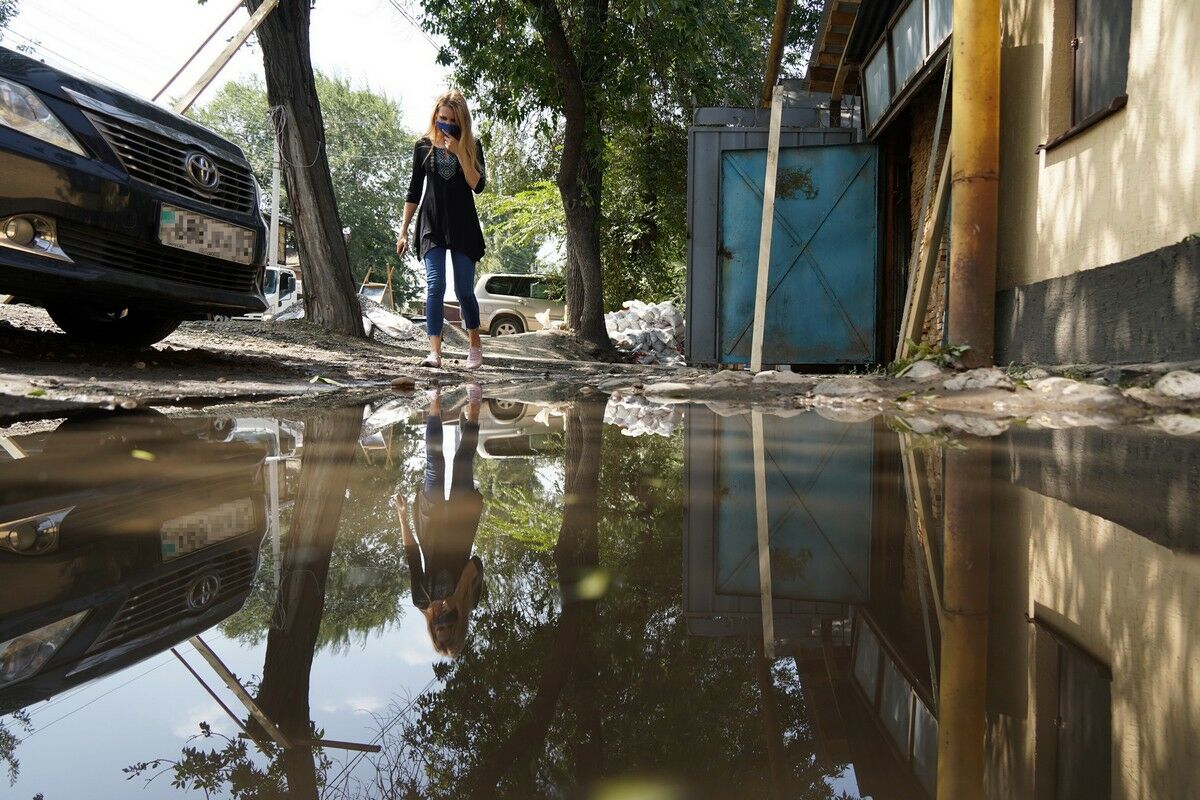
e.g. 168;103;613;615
3;0;450;130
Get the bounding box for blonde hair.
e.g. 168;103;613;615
423;559;482;658
424;90;479;176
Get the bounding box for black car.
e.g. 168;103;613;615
0;411;268;711
0;46;267;347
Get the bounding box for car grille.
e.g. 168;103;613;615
87;547;258;655
87;113;257;215
58;223;259;294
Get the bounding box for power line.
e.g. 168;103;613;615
320;675;437;797
19;654;177;742
1;28;141;96
384;0;440;51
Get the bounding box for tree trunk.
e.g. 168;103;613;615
533;0;613;355
246;0;363;337
465;401;607;794
254;406;362;799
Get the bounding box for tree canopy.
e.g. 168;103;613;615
419;0;823;314
191;73;420;303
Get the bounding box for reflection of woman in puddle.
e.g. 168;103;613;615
394;384;485;657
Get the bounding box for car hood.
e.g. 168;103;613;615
0;45;247;162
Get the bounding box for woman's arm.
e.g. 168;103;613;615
397;141;426;257
395;494;430;608
397;201;418;257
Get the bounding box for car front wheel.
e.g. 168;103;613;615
46;306;184;348
489;314;525;337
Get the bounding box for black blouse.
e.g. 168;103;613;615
405;137;488;263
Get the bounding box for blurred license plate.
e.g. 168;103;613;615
160;497;256;560
159;205;256;265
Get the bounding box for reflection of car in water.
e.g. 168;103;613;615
357;398;565;461
475;400;564;459
0;411;268;711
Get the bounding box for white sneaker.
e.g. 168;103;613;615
465;346;483;369
420;352;441;368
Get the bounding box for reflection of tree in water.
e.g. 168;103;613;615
1;710;31;785
127;406;363;799
361;403;841;799
220;418;424;653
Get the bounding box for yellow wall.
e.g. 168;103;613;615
988;487;1200;800
997;0;1200;288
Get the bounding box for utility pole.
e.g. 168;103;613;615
948;0;1000;365
760;0;795;108
267;115;283;269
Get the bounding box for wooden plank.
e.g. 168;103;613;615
749;83;785;373
240;734;382;753
752;411;776;660
897;60;952;361
174;0;280;114
898;152;952;359
189;635;292;749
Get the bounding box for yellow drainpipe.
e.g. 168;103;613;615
936;444;992;800
948;0;1001;366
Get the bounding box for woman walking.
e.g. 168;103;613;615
396;90;487;369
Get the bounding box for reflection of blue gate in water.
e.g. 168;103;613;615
718;144;878;365
715;413;873;603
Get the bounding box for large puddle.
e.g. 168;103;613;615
0;394;1196;799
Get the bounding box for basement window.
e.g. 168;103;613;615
1073;0;1131;125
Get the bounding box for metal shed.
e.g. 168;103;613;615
686;88;879;366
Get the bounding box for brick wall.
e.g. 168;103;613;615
906;75;952;346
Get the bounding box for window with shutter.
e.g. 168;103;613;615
1073;0;1132;125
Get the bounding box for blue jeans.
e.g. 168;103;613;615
424;246;480;337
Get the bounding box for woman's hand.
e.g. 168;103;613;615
443;132;463;157
396;232;409;258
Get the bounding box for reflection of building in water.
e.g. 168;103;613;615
685;409;1200;799
684;407;936;798
988;426;1200;800
0;412;269;712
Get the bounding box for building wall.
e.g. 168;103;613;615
987;487;1200;800
995;0;1199;363
998;0;1199;286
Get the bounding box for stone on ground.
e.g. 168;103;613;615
1154;370;1200;400
943;367;1014;391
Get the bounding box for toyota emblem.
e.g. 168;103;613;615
185;152;221;192
186;573;222;610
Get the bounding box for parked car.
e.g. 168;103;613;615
0;46;268;347
445;273;566;336
0;410;268;711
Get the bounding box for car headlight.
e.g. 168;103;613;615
0;611;89;688
0;507;73;555
0;76;87;157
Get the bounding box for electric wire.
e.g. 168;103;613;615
320;675;438;797
0;28;140;95
384;0;439;51
18;654;177;742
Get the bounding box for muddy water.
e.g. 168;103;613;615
0;397;1195;799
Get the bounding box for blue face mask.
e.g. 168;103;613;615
435;121;462;139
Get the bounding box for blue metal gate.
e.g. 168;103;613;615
714;412;874;604
718;143;878;364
